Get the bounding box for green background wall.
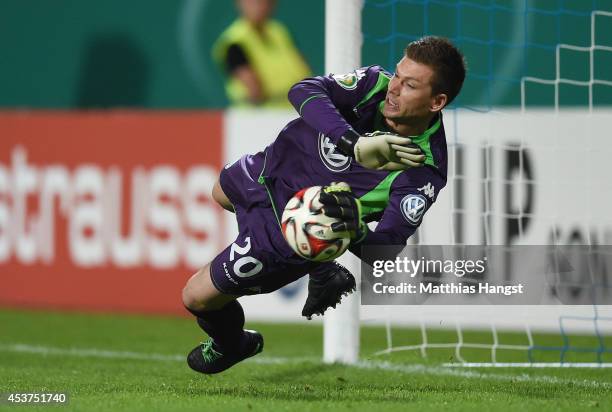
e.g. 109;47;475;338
0;0;325;108
1;0;610;109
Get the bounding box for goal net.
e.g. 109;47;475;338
325;0;612;367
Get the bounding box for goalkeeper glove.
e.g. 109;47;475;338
338;129;425;170
319;182;367;242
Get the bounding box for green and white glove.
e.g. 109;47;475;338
338;129;425;171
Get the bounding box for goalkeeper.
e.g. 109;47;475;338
182;36;466;374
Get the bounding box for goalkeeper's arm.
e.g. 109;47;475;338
320;176;442;266
288;69;424;170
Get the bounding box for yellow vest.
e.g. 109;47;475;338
213;18;311;107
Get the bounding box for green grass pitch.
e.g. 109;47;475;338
1;308;610;411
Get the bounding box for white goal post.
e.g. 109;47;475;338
323;0;364;364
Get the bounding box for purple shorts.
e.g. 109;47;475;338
210;153;321;295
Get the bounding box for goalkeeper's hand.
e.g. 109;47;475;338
338;130;426;171
354;131;425;170
319;182;367;242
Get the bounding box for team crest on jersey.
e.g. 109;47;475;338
400;194;427;225
318;133;351;172
332;69;365;90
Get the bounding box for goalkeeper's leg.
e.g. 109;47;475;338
212;178;234;212
182;265;263;375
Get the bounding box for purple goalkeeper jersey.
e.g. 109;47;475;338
249;65;448;252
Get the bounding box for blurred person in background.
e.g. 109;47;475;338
212;0;311;107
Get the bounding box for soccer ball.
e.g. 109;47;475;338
281;186;351;262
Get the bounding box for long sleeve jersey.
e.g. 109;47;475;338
252;65;448;257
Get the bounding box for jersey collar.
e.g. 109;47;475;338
375;107;442;168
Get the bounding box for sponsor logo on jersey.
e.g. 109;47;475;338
318;133;351;172
418;182;435;199
332;69;365;90
400;194;427;225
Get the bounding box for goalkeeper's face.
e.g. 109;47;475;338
383;57;445;123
